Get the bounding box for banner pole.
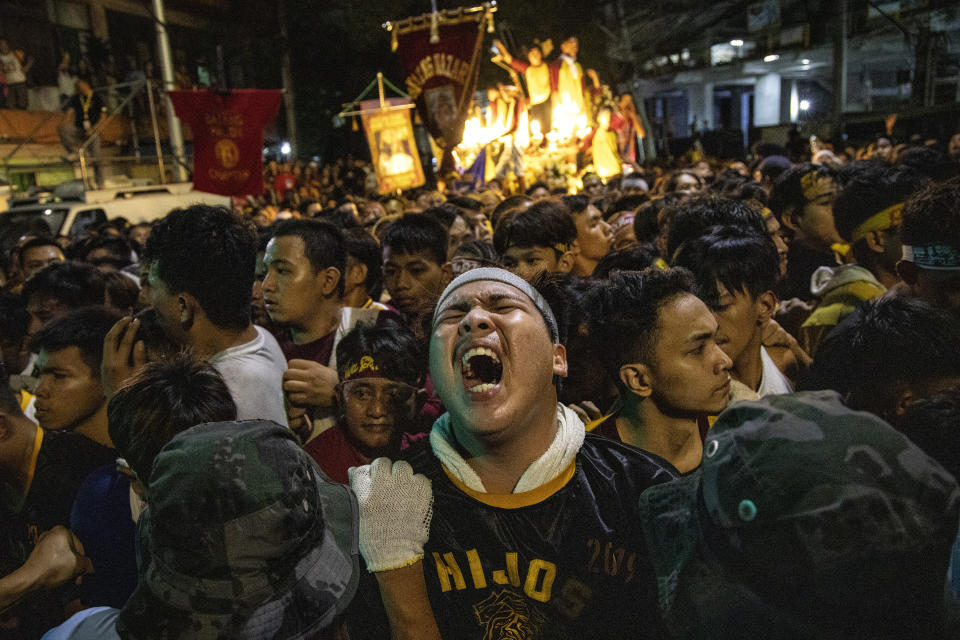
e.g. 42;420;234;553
377;72;386;110
152;0;188;182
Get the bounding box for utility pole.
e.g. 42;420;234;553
152;0;188;182
831;0;848;140
278;0;298;158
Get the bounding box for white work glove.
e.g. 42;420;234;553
348;458;433;572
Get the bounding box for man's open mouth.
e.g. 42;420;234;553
460;346;503;393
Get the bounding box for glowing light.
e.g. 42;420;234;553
801;59;810;65
730;39;744;47
763;54;779;62
799;99;811;111
280;141;291;155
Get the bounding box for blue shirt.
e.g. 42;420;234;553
41;607;121;640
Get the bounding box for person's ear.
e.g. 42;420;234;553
178;294;196;328
552;343;568;377
414;388;428;413
894;386;916;419
864;230;886;254
756;290;777;325
346;262;367;289
440;261;454;286
319;266;342;297
619;363;652;398
897;260;918;286
556;250;575;274
781;206;802;233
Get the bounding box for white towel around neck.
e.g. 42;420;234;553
429;403;585;493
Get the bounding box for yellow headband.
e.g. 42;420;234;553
850;202;904;244
342;355;381;381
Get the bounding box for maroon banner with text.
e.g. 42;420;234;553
168;89;283;196
394;18;484;150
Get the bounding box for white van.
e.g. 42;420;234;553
0;181;230;254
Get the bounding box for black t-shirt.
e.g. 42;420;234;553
66;92;106;131
345;434;678;639
0;429;116;639
780;243;837;301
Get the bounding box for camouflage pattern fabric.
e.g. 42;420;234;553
116;419;359;640
638;391;960;640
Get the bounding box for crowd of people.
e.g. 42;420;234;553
2;123;960;639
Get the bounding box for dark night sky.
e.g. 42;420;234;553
267;0;616;157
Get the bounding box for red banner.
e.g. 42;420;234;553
393;14;486;150
167;89;283;196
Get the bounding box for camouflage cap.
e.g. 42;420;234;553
638;391;960;640
116;420;359;640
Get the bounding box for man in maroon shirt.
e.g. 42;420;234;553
262;219;346;439
305;321;426;484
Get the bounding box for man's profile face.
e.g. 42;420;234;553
573;204;612;261
34;347;105;431
527;47;542;66
21;245;65;281
147;262;186;344
645;293;732;416
382;247;448;318
795;174;843;248
261;235;330;328
711;282;763;366
430;280;565;437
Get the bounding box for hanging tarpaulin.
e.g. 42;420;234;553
359;98;426;194
386;3;496;151
167;89;283;196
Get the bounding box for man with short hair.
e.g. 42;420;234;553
59;76;105;158
769;163;844;300
799;162;926;354
342;228;390;311
380;214;452;337
346;268;676;639
494;200;577;282
31;306;121;449
0;374;114;638
588;268;732;472
803;295;960;426
561;195;612;277
897;178;960;314
262;219;384;439
18;238;66;283
673;225;795;395
139;204;287;425
21;262;105;338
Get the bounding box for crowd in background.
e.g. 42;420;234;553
2;119;960;639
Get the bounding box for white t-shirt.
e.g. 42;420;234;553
209;325;288;427
757;345;793;397
0;52;25;84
